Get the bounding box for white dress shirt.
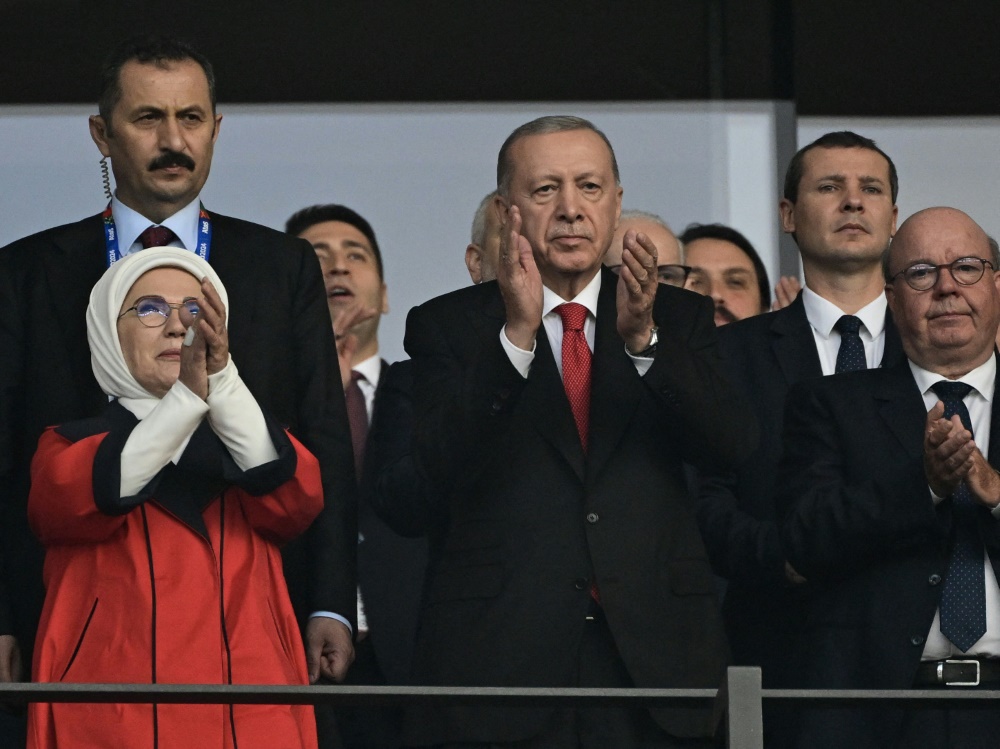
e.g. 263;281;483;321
352;354;382;422
802;286;888;376
500;271;654;378
111;195;201;255
909;356;1000;659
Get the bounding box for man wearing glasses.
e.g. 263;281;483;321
779;207;1000;748
696;131;905;748
603;209;688;287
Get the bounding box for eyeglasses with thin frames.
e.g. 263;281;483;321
607;264;692;287
890;257;995;292
118;296;201;327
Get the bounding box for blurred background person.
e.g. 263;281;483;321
604;209;688;287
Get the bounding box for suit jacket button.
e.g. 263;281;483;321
928;574;942;586
586;512;599;524
573;578;588;591
910;635;925;646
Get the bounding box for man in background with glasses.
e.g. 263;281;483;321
779;207;1000;748
603;209;686;287
696;131;904;748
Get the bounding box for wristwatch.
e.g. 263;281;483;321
627;325;658;358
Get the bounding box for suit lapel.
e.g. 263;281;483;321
42;214;112;413
874;358;926;458
880;309;906;368
770;295;823;386
586;269;640;483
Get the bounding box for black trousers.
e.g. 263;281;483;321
426;605;714;749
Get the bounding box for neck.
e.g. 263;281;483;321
348;329;379;368
541;267;599;302
115;191;185;225
802;260;885;314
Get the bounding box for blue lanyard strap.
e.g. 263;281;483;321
102;202;212;267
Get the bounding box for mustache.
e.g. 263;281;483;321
148;151;195;171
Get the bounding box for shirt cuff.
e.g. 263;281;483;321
308;611;354;636
626;347;654;377
929;486;946;506
500;325;535;379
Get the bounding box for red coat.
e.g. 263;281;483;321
26;408;323;749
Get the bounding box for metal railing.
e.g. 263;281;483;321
4;667;1000;748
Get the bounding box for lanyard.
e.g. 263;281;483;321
102;203;212;267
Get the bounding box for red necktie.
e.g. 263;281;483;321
138;225;178;249
556;303;592;452
345;371;369;481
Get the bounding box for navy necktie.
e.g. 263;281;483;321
931;380;987;653
834;315;866;373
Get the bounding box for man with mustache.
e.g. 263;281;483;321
679;223;771;325
696;131;903;747
403;115;756;748
0;36;358;743
779;208;1000;748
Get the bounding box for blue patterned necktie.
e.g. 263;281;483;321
834;315;866;373
931;380;987;653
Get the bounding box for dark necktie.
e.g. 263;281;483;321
834;314;866;373
138;224;179;250
345;371;369;481
556;303;592;452
931;380;987;652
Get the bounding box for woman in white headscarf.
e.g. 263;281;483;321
27;248;322;749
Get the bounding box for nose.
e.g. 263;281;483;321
555;185;584;223
932;265;960;295
842;184;864;212
157;116;186;153
163;307;187;336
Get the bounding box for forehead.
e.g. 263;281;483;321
125;266;201;301
685;238;756;272
115;59;211;110
893;214;988;267
300;221;374;254
508;129;615;183
800;146;891;184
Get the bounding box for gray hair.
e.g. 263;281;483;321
470;191;498;247
496;115;620;197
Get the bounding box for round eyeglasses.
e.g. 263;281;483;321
890;257;995;291
608;263;692;287
118;296;200;327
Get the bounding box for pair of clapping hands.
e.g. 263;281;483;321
925;403;1000;507
177;279;229;401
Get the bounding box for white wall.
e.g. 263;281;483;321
0;102;789;361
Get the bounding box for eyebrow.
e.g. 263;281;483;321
815;174;887;186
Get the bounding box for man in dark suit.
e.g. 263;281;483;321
403;115;756;748
779;207;1000;748
695;131;902;746
289;203;429;749
0;37;357;738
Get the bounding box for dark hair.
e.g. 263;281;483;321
679;223;771;311
285;204;384;280
783;131;898;204
98;35;216;129
496;115;620;197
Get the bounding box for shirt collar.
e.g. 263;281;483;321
542;270;602;319
352;353;382;386
111;195;202;253
802;285;887;340
910;354;997;404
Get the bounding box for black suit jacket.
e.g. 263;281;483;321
777;356;1000;747
696;294;903;686
402;267;757;745
357;361;429;686
0;211;357;655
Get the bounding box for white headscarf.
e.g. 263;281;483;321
87;247;229;407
